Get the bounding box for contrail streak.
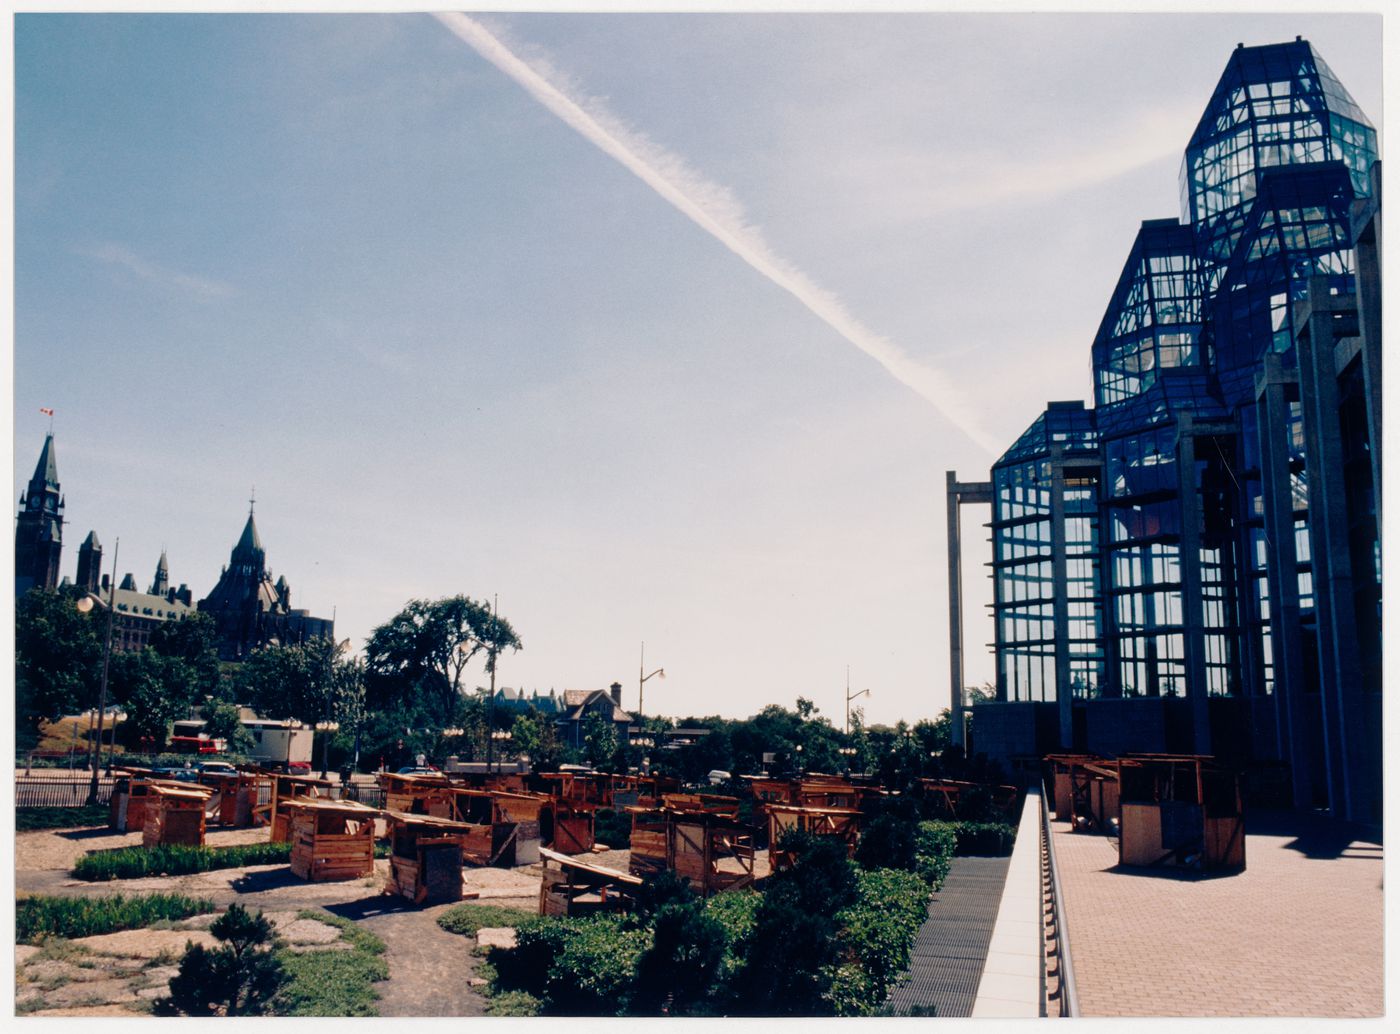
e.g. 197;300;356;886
433;12;999;455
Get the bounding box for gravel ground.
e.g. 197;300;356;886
17;824;271;873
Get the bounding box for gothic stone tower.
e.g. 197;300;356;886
15;434;64;595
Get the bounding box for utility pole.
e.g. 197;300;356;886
487;594;498;774
845;665;871;738
87;538;118;806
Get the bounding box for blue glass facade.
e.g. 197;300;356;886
973;39;1381;822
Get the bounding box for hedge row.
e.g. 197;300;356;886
74;841;291;881
17;892;218;943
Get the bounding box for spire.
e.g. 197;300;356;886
231;505;264;566
30;434;59;492
150;550;170;595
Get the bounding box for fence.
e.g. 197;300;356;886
16;778;116;808
1040;779;1079;1017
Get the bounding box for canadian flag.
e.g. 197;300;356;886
39;407;54;416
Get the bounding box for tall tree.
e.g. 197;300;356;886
109;650;199;749
364;596;521;726
15;587;104;739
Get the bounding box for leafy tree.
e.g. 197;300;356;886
729;830;857;1015
15;587;103;740
109;650;200;750
582;711;618;770
149;612;222;698
854;813;919;873
632;875;728;1015
155;904;286;1016
237;639;362;776
364;596;521;726
203;699;254;754
511;710;564;770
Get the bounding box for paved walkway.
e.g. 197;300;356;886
1053;811;1383;1017
886;854;1011;1016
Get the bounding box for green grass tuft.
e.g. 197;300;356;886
17;806;111;831
437;903;535;937
267;910;388;1017
73;841;291;881
18;893;219;943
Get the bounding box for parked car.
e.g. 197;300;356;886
151;766;200;783
707;770;732;786
396;766;439;776
287;761;312;775
197;760;238;776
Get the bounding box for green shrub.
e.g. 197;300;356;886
17;893;218;943
491;916;571;999
831;868;929;1013
593;807;632;849
632;898;728;1015
855;813;919;872
487;990;543;1016
154;905;286;1016
915;822;957;888
543;915;649;1015
949;821;1017;856
16;806;110;831
74;841;291;881
437;903;535;937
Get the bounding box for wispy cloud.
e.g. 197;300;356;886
432;13;1001;456
80;242;236;300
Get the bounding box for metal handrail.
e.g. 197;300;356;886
1041;778;1079;1017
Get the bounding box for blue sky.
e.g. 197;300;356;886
12;11;1383;726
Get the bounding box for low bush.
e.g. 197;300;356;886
487;990;543;1016
74;841;291;881
17;806;110;831
832;868;930;1013
593;807;632;849
543;914;649;1015
437;903;535;937
155;905;286;1016
267;910;387;1017
17;892;218;943
855;813;919;872
915;822;957;888
948;821;1017;856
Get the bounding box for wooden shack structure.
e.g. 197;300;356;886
606;774;682;808
748;777;796;804
917;778;1020;821
260;772;335;842
378;772;460;817
549;799;597;854
439;789;524;867
196;769;270;827
1048;756;1120;835
659;793;741;819
286;798;380;881
538;846;643;917
384;810;476;904
142;782;215;847
537;771;611;806
1116;755;1245;872
488;791;553;865
108;768;156;832
793;780;862;810
627;806;760;896
1043;755;1106;822
763;803;862;869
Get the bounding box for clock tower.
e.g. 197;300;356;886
15;433;64;595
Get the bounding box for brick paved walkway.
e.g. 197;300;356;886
1053;811;1383;1017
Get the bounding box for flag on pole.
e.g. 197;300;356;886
39;407;54;416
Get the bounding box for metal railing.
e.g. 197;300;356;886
1041;779;1079;1017
15;778;116;808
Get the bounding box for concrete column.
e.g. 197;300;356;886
946;473;993;749
1351;164;1382;526
1294;280;1370;822
1254;356;1310;808
1049;446;1073;748
1174;413;1211;755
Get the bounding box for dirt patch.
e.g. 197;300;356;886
17;824;272;873
72;929;219;959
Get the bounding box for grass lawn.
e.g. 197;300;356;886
17;805;110;831
272;910;388;1017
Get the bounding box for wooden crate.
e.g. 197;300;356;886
142;784;215;848
384;811;477;904
286;799;379;881
538;846;643;917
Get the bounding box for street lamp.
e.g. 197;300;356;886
75;538;119;805
639;641;665;717
844;666;871;737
